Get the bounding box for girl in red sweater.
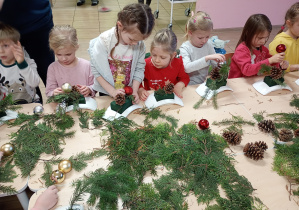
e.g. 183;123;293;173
138;28;190;101
229;14;289;79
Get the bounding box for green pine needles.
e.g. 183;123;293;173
69;111;261;209
290;94;299;109
0;158;17;194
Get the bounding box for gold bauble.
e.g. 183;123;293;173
61;83;72;93
58;160;72;173
0;143;15;156
50;170;65;184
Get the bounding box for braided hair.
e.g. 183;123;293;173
110;3;155;59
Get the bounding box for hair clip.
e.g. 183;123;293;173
204;16;211;20
193;19;196;23
281;25;285;30
191;11;195;17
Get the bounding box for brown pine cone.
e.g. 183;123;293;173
243;142;264;160
294;128;299;137
279;129;293;142
254;141;268;151
270;66;283;80
222;131;242;145
258;120;275;133
115;93;126;106
164;82;174;94
210;66;221;80
72;85;81;93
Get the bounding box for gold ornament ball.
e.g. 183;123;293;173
61;83;72;93
58;160;72;173
33;105;44;115
0;143;15;156
51;170;65;184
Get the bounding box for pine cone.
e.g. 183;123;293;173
243;142;264;160
222;131;242;145
72;85;81;93
254;141;268;151
210;66;221;80
279;129;293;142
294;128;299;137
270;66;283;80
115;94;126;106
164;82;174;94
258;120;275;133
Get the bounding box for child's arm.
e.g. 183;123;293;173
175;58;190;98
12;43;40;87
174;82;185;98
138;87;149;101
45;64;61;97
180;46;208;73
96;76;125;97
131;80;140;104
31;185;58;210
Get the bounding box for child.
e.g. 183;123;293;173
269;2;299;72
0;22;40;104
138;28;190;101
31;185;58;210
89;3;155;104
46;25;95;98
180;11;225;85
229;14;289;79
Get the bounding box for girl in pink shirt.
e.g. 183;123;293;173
229;14;289;79
46;25;95;97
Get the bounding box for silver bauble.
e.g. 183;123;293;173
33;105;44;115
61;83;72;93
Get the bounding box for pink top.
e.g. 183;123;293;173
46;58;95;97
229;42;277;79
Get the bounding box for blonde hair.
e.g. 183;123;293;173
278;2;299;34
0;21;20;43
49;25;78;51
185;11;213;39
151;28;177;55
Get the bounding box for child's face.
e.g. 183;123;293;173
0;40;16;65
54;45;77;67
151;46;175;69
118;22;144;45
251;31;270;49
287;19;299;39
188;29;211;48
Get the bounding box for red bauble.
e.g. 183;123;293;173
276;44;286;53
198;119;209;130
124;86;133;95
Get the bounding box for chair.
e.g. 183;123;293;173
224;53;234;62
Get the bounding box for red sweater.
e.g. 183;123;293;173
142;56;190;90
229;42;276;79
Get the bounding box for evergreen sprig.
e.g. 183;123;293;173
290;94;299;109
213;115;255;135
10;122;75;177
268;112;299;130
139;107;178;129
47;92;82;111
6;112;40;127
193;88;218;110
43;113;75;130
0;159;17;194
77;109;90;129
273;137;299;182
0;94;21;113
90;109;106;128
252;111;266;122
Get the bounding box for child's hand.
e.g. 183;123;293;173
138;88;149;101
53;87;63;96
112;89;125;98
11;41;25;64
269;52;285;64
132;90;140;104
31;185;58;210
173;82;185;98
205;54;225;63
77;84;91;97
280;60;289;70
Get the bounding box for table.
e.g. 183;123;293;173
3;73;299;209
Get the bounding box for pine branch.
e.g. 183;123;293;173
68;179;88;210
6;113;40;127
76;109;90;129
252;111;266;122
43;113;75;130
0;94;21;113
90;109;106;128
0;184;17;195
290;94;299;109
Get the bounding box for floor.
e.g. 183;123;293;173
0;0;280;209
